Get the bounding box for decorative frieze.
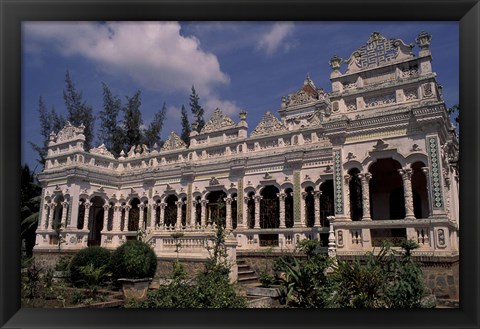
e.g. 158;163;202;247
333;149;344;215
364;93;396;109
427;136;444;209
200;108;236;133
251;112;288;137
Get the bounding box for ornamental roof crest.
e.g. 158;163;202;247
345;32;414;73
56;121;85;142
200;108;236;133
285;75;319;108
251;112;287;137
161;131;187;151
89;144;115;158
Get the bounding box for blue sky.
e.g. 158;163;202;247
22;21;459;171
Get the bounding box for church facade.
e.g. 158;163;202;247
33;31;459;266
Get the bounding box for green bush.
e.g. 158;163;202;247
69;246;111;287
110;240;157;281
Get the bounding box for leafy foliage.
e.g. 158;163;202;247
98;82;123;156
189;85;205;132
144;102;167;148
20;165;42;256
122;90;144;148
78;263;112;297
69;246;111;287
180;104;191;145
109;240;157;281
63;70;95;150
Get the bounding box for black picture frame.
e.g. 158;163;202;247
1;1;479;328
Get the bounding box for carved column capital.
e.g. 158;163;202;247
224;197;233;205
84;201;91;209
398;168;412;180
103;204;110;211
254;195;263;203
277;192;286;201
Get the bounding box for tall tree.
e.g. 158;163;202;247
21;164;42;256
189;85;205;132
63;70;95;150
180;104;191;145
448;104;459;130
29;97;65;166
144;102;167;148
122;90;144;150
98;82;123;156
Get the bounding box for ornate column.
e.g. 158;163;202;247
40;203;49;229
358;173;372;221
47;203;55;229
314;191;322;227
138;203;145;230
149;204;156;229
301;191;308;227
175;201;183;226
244;196;251;228
277;192;286;228
225;196;233;229
191;200;197;226
398;169;415;220
102;204;110;232
123;205;131;231
113;205;122;231
159;203;166;227
200;200;208;226
343;174;352;220
254;195;262;229
421;167;433;218
60;201;69;228
82;201;91;231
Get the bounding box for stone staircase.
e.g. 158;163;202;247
236;259;259;285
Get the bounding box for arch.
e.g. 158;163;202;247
348;168;363;221
260;185;280;229
369;158;404;220
88;196;105;246
411;161;429;218
244;186;256;196
363;151;407;172
280;182;294;191
258;182;281;194
301;180;315;190
405;152;428;166
343;160;363;172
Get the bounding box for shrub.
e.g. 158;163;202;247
54;255;73;271
110;240;157;281
69;246;111;287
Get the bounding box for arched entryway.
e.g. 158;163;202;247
128;198;140;232
411;161;429;218
88;196;105;246
320;180;334;227
260;185;279;229
369;158;404;220
206;190;227;226
164;195;178;226
304;186;315;227
348;168;363;221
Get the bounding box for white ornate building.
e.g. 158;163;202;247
34;31;459;263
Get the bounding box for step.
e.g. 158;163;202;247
238;276;260;283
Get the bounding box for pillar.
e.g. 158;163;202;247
254;195;262;229
139;203;145;230
176;201;183;227
159;203;166;227
113;205;122;231
278;192;286;228
314;191;322;227
102;204;110;232
123;205;131;231
398;169;415;220
358;173;372;221
343;174;352;221
60;201;69;228
300;191;308;227
191;200;197;226
47;203;55;229
82;201;91;231
225;196;233;229
201;200;208;226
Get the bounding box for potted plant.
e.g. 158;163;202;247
110;240;157;300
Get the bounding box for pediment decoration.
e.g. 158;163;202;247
89;144;115;158
345;32;414;73
200;108;236;133
161;131;187;151
286;89;317;107
56;122;85;142
251;112;288;137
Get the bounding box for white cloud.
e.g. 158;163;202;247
24;21;241;114
256;22;295;56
